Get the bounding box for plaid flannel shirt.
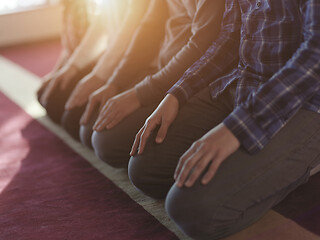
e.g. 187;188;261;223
168;0;320;154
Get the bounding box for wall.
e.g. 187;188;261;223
0;5;62;47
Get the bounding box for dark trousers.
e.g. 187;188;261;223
92;87;320;239
80;67;158;149
37;63;95;140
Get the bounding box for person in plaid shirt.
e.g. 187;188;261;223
129;0;320;239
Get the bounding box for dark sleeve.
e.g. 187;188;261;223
107;0;169;91
135;0;226;106
168;0;241;106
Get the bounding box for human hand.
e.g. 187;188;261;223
174;123;240;188
65;73;105;110
93;88;141;131
39;64;78;106
37;76;51;98
130;94;179;156
80;83;119;125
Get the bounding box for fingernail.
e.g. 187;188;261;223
202;178;208;185
185;181;192;187
156;137;162;143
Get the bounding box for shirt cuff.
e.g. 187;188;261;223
167;84;189;107
223;106;270;154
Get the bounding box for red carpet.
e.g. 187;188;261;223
0;41;178;239
0;39;61;77
0;91;177;240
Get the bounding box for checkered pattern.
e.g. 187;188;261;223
168;0;320;153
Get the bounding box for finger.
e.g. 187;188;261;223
93;114;108;131
94;112;118;131
155;119;170;143
201;154;224;185
176;150;205;188
65;87;81;110
93;104;113;130
65;94;81;110
185;152;216;187
65;95;76;110
40;78;60;106
106;114;123;129
100;101;113;115
174;144;198;180
80;99;97;125
130;127;144;156
138;122;157;154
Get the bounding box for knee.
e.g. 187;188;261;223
128;154;172;199
61;109;81;140
44;96;65;124
165;185;243;240
92;130;129;168
79;124;93;149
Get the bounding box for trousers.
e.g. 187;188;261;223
37;63;96;140
92;86;320;239
129;87;320;239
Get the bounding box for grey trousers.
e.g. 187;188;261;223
130;88;320;239
93;87;320;239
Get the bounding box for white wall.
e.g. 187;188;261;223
0;5;62;47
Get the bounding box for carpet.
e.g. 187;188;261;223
0;39;61;77
0;91;178;240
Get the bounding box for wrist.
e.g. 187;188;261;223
166;94;179;108
127;88;142;108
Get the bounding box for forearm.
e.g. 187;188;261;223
224;0;320;154
93;0;151;81
224;34;320;153
107;0;168;91
167;0;241;106
135;0;226;105
66;15;108;70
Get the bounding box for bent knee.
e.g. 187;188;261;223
92;131;130;168
61;110;82;140
79;124;93;149
165;185;245;240
128;155;173;199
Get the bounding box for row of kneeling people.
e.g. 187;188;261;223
38;0;320;239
